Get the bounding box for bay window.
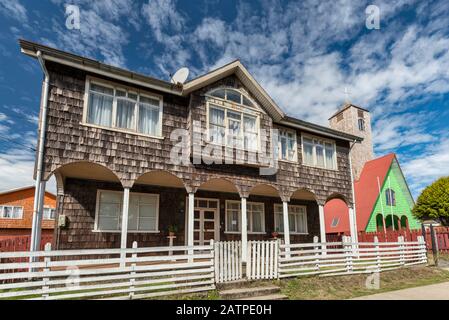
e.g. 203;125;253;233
85;78;163;137
95;190;159;232
274;204;308;234
302;134;337;170
225;200;265;233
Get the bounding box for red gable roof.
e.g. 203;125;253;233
325;153;395;233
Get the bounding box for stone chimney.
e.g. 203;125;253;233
329;103;374;180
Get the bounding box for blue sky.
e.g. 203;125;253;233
0;0;448;198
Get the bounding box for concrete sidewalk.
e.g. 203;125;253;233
353;281;449;300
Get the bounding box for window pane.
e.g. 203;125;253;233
227;210;239;232
128;201;139;230
226;89;241;104
13;207;23;218
3;207;12;218
252;211;262;232
276;213;283;232
140;96;159;106
288;214;296;232
316;142;324;167
325;143;335;169
116;99;136;130
243;116;256;132
211;89;226;99
242;95;253;107
98;192;121;230
244;132;258;150
138;103;160;135
210;125;225;144
209;107;224;125
90;84;113;95
303;142;314;165
87;92;113;127
280;136;287;159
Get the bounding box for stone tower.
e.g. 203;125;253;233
329;103;374;180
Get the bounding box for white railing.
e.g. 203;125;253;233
247;240;278;280
278;236;427;279
0;242;215;300
214;241;242;283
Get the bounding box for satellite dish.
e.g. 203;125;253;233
170;67;189;85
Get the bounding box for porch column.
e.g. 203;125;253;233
187;193;195;257
120;187;130;266
318;205;327;254
282;201;290;257
241;197;248;263
348;207;356;241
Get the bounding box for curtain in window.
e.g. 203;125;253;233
315;141;324;167
243;116;257;150
98;192;122;230
226;202;240;232
138;195;158;231
288;214;296;232
87;92;113;127
303;139;314;165
209;107;225;144
325;143;335;169
138;102;160;136
228;111;242;147
116;98;136;130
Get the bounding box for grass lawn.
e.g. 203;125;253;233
278;266;449;300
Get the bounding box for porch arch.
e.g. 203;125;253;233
132;170;188;191
289;187;317;202
45;161;123;187
248;183;281;199
325;192;350;206
196;177;242;196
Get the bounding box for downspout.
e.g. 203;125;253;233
348;139;358;243
30;51;50;253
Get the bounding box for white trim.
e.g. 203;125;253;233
82;76;164;138
277;127;298;162
93;189;160;233
274;203;308;234
206;101;261;152
184;197;220;246
0;205;24;219
225;200;265;233
301;133;338;171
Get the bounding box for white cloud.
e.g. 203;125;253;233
402;137;449;197
0;0;27;23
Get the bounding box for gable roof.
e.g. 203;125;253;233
19;39;362;142
0;185;56;198
354;153;396;231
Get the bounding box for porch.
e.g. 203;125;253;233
47;162;355;257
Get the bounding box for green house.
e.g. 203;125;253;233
356;153;420;232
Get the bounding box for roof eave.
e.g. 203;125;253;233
19;39;183;96
279;117;363;142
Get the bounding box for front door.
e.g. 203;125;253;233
190;198;219;246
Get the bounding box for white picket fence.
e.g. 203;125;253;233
0;236;428;299
278;236;427;278
247;240;278;280
0;242;215;300
214;241;242;283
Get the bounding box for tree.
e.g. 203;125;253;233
413;177;449;226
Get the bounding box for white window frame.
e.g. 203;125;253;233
206;101;261;152
93;189;160;233
224;200;265;234
277;128;298;162
0;205;24;219
273;204;308;235
301;133;338;170
43;206;56;220
82;76;164;139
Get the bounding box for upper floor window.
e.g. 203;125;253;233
358;118;365;131
43;207;56;220
385;188;396;206
84;78;163;137
208;105;259;151
209;88;254;108
302;134;337;170
277;129;297;162
0;206;23;219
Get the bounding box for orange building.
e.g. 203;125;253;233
0;186;56;240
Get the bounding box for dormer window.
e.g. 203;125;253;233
207;87;259;151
